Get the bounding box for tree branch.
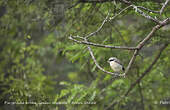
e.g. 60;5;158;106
119;0;160;24
105;43;168;110
69;17;170;77
86;39;125;77
68;1;80;9
85;12;110;39
124;43;168;97
160;0;170;15
138;18;170;49
136;6;159;13
69;36;138;50
132;5;160;24
124;49;138;75
109;5;132;21
79;0;113;3
69;0;170;78
124;18;170;76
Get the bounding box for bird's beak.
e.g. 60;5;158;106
107;60;110;63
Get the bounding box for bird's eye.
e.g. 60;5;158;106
109;59;114;61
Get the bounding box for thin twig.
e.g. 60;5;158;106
132;5;160;24
85;12;110;39
69;36;138;50
137;6;159;13
160;0;170;15
124;49;138;75
109;5;132;21
78;0;114;3
119;0;160;24
68;1;80;9
85;5;132;38
69;0;162;15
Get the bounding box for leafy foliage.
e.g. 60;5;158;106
0;0;170;110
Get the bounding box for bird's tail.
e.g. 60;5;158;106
122;67;125;71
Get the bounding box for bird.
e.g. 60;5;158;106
107;57;125;73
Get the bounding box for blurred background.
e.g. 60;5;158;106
0;0;170;110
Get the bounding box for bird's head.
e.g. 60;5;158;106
107;57;117;63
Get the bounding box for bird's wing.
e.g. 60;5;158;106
115;59;123;66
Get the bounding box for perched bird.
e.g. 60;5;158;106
107;57;125;73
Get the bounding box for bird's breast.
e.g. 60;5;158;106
110;61;122;72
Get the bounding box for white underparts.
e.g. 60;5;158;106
110;61;123;72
